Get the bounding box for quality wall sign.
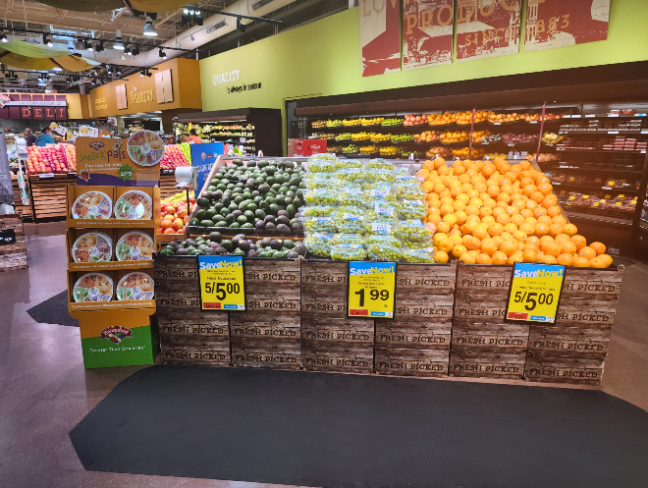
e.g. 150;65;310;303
212;70;263;95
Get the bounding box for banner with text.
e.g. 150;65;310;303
456;0;522;61
403;0;454;70
524;0;610;52
191;143;225;193
360;0;402;76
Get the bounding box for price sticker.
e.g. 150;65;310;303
506;263;565;323
347;261;396;318
198;255;246;311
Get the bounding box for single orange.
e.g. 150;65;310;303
534;223;550;236
537;215;553;225
589;241;606;255
557;253;574;266
564;223;578;236
492;251;508;264
480;238;498;256
560;240;577;254
500;239;519;257
475;253;493;265
523;249;538;263
508;251;524;265
590;256;608;268
488;223;504;237
460;252;476;264
541;254;558;265
549;223;564;237
571;235;587;250
573;256;590;267
578;246;597;260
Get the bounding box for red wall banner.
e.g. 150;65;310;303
456;0;522;61
524;0;610;52
403;0;454;70
360;0;402;77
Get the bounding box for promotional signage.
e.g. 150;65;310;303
0;134;14;205
75;131;162;187
198;255;246;311
0;229;16;245
506;263;565;323
0;94;68;120
347;261;396;318
191;143;225;192
524;0;610;52
290;139;327;157
360;0;402;76
403;0;454;70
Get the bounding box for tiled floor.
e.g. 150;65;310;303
0;221;646;487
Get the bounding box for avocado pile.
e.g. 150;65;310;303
157;232;306;259
190;159;305;234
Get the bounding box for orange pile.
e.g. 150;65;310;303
417;158;612;268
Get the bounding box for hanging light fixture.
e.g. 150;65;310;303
95;41;104;53
125;45;133;56
113;29;125;50
0;33;7;43
143;16;158;37
132;46;140;56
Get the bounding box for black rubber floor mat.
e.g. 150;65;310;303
70;365;648;488
26;290;78;327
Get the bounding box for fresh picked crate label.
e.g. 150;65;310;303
159;324;228;336
303;330;372;342
377;332;447;344
154;268;198;279
451;363;522;374
161;349;229;362
233;353;300;365
377;360;445;372
232;326;299;338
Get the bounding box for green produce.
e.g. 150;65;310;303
304;232;331;257
395;220;431;246
304;206;336;217
373;200;396;219
331;243;367;261
335;159;363;169
381;118;403;127
391;134;414;143
304;189;337;206
338;189;366;208
333;206;370;234
366;236;401;261
397;199;427;220
303;216;336;233
331;233;365;246
401;247;435;263
305;174;337;188
341;144;358;154
365;159;394;170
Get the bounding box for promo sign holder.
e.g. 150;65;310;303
506;263;565;323
347;261;397;319
198;255;246;311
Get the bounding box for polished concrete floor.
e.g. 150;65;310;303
0;221;647;487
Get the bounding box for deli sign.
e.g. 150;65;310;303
0;94;68;120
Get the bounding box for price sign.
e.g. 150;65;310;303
506;263;565;323
198;255;246;311
347;261;396;318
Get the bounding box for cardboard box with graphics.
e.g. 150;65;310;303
75;309;158;369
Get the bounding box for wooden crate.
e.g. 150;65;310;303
29;176;72;220
375;262;456;377
451;320;529;350
301;314;374;373
155;256;230;365
160;335;230;366
159;172;179;200
449;348;526;379
301;260;350;316
527;326;611;358
524;351;604;385
453;263;512;322
0;214;27;272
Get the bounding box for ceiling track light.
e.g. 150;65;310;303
95;41;104;53
159;48;167;60
0;33;7;43
132;46;140;56
43;33;53;47
85;40;93;52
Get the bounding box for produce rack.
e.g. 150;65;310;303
28;173;75;220
174;108;282;156
291;103;648;252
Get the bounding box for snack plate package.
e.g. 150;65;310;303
73;272;113;302
72;191;113;219
116;272;155;301
114;190;153;219
115;232;154;261
304;232;332;258
72;232;113;263
331;243;367;261
401;246;436;263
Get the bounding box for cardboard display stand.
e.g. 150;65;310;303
68;134;161;368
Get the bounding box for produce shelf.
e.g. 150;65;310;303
555;148;647;154
551;182;639;194
545;163;643;175
564;209;634;225
558;129;648;135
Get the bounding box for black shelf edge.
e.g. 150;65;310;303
543;164;643;175
554;148;647;154
552;182;639;194
564;208;635;225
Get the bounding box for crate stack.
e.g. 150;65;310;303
0;214;27;272
230;259;301;369
374;261;456;377
155;256;231;366
450;263;529;379
523;266;624;386
301;260;374;373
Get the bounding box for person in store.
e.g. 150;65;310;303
24;128;36;147
35;127;54;147
186;129;202;144
179;134;188;143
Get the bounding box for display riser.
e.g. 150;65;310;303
0;214;27;272
151;257;623;387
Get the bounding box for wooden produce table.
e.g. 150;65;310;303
152;256;624;387
11;175;32;220
28;174;74;220
159;171;179;200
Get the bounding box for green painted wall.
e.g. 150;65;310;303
200;0;648;114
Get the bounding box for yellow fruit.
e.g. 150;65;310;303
460;252;476;264
452;244;468;258
433;233;448;247
434;250;449;263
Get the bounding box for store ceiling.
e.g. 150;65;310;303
0;0;348;94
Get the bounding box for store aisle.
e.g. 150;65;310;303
0;222;295;488
1;223;647;487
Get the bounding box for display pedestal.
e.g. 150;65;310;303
0;214;27;272
72;309;158;369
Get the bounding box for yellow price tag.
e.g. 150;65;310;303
506;263;565;323
198;255;246;311
347;261;396;318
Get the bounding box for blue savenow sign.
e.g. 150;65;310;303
191;142;224;193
